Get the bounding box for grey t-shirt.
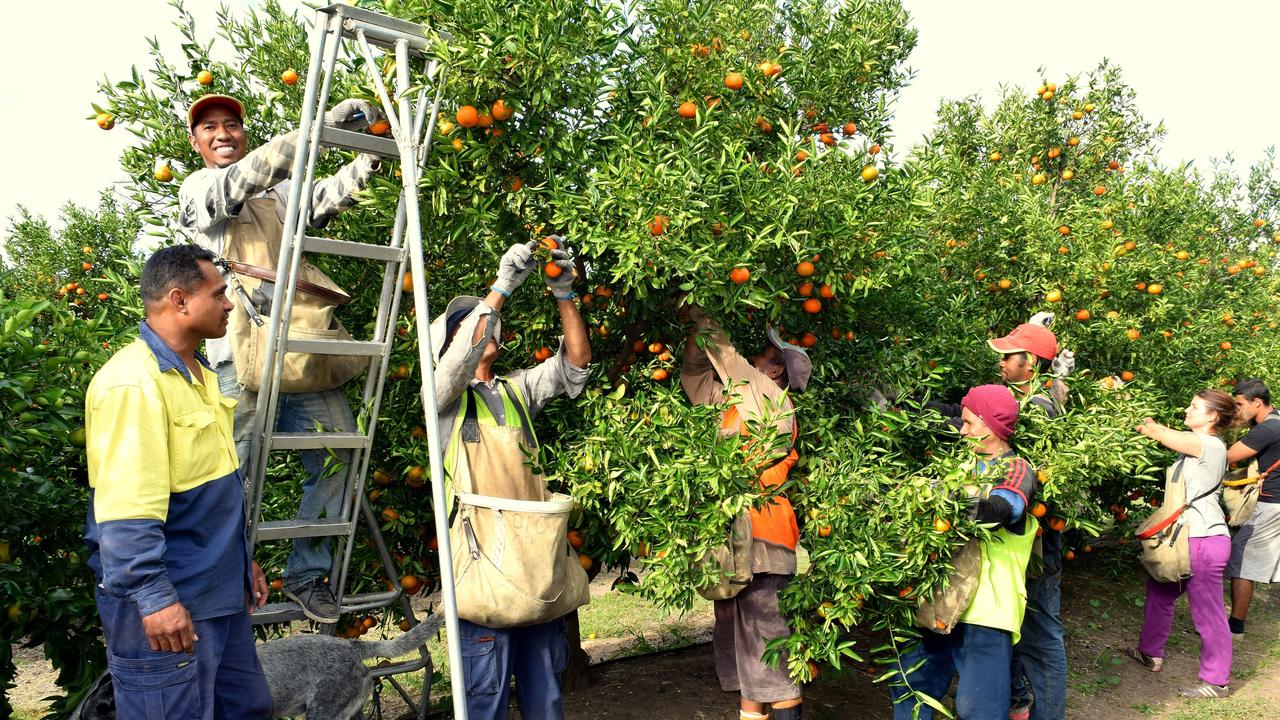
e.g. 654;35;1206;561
1176;433;1228;538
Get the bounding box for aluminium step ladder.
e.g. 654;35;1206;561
241;5;467;718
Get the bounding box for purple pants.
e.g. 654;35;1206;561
1138;535;1232;685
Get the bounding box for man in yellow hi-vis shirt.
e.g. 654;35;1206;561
84;245;271;719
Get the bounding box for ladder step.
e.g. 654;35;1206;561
250;602;305;625
320;126;400;159
257;518;353;541
286;338;386;356
303;235;405;263
331;4;446;49
369;656;432;677
272;431;371;450
341;590;402;613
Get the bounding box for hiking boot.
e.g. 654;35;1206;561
1126;647;1163;672
1179;681;1229;699
283;577;339;623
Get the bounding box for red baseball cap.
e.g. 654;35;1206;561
961;384;1019;440
988;323;1058;361
187;94;244;130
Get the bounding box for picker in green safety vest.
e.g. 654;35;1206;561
426;237;591;720
891;385;1040;720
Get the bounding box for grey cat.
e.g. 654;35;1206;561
71;613;443;720
261;613;443;720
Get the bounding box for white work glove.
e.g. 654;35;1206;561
491;243;536;297
1051;349;1076;377
1028;311;1055;328
543;245;577;300
325;99;383;131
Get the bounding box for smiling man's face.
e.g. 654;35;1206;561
189;106;247;168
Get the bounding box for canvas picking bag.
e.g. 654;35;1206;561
223;195;365;393
1135;462;1217;583
916;538;983;634
447;384;589;628
697;512;755;601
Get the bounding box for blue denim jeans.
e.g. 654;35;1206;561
97;586;272;720
459;617;568;720
891;623;1014;720
216;361;353;584
1011;530;1067;719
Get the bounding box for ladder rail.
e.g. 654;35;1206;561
395;35;470;719
246;8;337;543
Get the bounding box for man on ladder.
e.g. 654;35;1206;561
178;92;384;624
427;238;591;719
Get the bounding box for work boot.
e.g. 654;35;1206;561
283;576;340;623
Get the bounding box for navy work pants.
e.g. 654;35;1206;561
97;587;271;720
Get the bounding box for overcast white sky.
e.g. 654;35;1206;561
2;1;1277;231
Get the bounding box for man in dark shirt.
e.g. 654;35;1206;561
1225;379;1280;636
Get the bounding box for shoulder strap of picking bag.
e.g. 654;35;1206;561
1136;463;1217;540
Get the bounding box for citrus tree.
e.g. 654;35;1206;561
9;0;1280;711
0;195;144;717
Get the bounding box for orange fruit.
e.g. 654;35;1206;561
649;215;669;236
154;164;173;183
1030;502;1047;519
96;113;115;130
404;465;426;487
802;298;822;314
368;119;391;135
998;278;1012;290
868;143;881;155
798;281;814;297
677;101;697;119
898;586;914;598
933;518;952;533
989;151;1003;161
819;133;836;146
799;332;817;348
1048;516;1066;531
817;524;832;538
1094;185;1107;196
490;98;515;121
1057;225;1071;236
796;260;816;277
506;175;524;192
281;69;299;86
724;72;744;90
795;149;809;162
1061;169;1075;181
97;292;109;301
861;165;879;182
1147;283;1162;295
534;346;553;362
578;553;594;571
729;267;751;284
1220;341;1233;350
1125;328;1141;340
1075;309;1091;321
1031;173;1046;185
1121;370;1135;382
381;508;400;523
1046;289;1062;303
402;271;414;293
648;342;664;354
1065;550;1076;561
401;575;421;594
82;262;94;271
196;69;213;85
567;529;586;548
270;578;284;591
544;261;564;279
456;105;479;127
1047;147;1061;159
652;368;670;381
818;284;834;299
399;619;412;632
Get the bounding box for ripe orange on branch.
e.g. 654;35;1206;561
456;105;479;127
677;101;697;119
281;69;299;86
729;267;751;284
724;72;743;90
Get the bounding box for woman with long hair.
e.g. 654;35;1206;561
1129;389;1238;699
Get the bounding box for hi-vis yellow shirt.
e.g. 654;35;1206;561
84;322;249;620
